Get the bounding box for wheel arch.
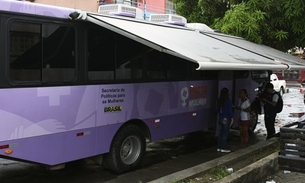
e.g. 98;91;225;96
103;119;150;173
117;119;151;142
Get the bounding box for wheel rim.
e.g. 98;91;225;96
120;135;141;165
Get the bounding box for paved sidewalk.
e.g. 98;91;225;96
259;170;305;183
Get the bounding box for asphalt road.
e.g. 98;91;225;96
0;130;220;183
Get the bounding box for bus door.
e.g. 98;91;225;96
216;71;235;135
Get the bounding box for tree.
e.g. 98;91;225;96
174;0;305;51
172;0;208;24
172;0;239;25
212;0;305;51
213;2;266;44
281;0;305;49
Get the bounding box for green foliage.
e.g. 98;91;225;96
213;3;266;44
282;0;305;19
274;30;288;41
173;0;242;25
209;165;231;180
279;0;305;50
173;0;305;51
211;0;305;51
173;0;208;24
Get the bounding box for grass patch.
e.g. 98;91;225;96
178;141;280;183
176;165;232;183
246;141;279;163
208;165;231;180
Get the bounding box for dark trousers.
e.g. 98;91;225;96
264;113;276;139
218;119;230;149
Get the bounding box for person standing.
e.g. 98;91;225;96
217;87;234;153
235;89;251;148
261;83;278;139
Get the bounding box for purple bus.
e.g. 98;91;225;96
1;0;305;173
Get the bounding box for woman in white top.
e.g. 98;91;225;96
235;89;251;148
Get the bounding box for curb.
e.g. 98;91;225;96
215;152;278;183
148;137;279;183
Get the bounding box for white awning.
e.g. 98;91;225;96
71;11;305;70
202;32;305;70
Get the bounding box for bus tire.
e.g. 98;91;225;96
104;124;146;173
249;111;258;136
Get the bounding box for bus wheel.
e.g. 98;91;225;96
249;111;258;136
104;125;146;173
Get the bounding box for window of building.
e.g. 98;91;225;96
165;0;176;14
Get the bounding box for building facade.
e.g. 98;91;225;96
23;0;175;19
31;0;100;12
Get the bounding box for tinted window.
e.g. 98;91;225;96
9;22;76;83
87;28;115;80
147;50;166;79
235;71;249;78
167;55;187;79
251;70;269;80
87;25;189;81
115;34;144;80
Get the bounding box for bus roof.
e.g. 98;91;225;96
0;0;74;19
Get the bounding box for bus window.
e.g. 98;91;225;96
166;56;187;79
190;62;217;80
235;71;249;78
9;22;76;83
251;70;269;80
10;22;41;82
218;71;233;80
42;25;75;83
88;27;115;81
115;34;144;80
147;50;166;79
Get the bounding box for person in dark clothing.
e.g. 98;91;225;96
261;83;279;139
217;87;234;153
